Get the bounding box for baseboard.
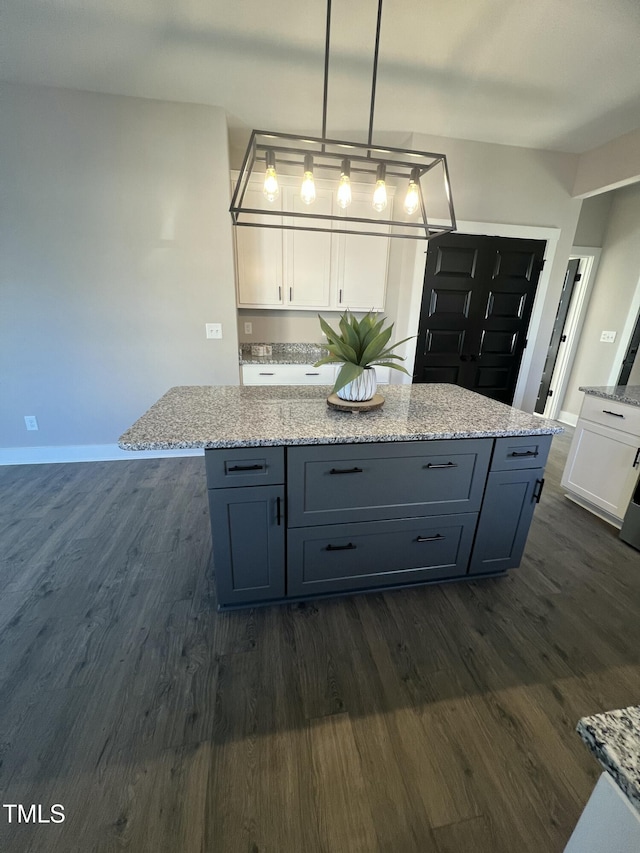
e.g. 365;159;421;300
0;444;204;466
558;410;578;427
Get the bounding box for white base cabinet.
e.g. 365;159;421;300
561;394;640;526
241;364;391;386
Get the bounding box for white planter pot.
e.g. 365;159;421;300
337;367;377;402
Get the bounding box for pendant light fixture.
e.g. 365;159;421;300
231;0;456;241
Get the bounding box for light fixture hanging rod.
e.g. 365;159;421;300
321;0;332;142
367;0;384;148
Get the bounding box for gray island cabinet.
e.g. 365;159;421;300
119;384;562;609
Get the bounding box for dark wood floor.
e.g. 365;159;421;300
1;430;639;852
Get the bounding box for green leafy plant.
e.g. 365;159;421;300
314;310;413;394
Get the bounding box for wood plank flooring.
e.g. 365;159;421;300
0;430;639;852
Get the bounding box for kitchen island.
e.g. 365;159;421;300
119;384;562;609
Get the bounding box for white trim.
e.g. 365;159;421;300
558;410;578;427
608;267;640;385
0;444;204;466
402;220;561;408
542;247;602;420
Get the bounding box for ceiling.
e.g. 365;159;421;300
2;0;640;154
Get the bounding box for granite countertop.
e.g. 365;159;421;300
118;384;563;451
579;386;640;407
577;705;640;812
240;342;328;365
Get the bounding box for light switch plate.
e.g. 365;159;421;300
206;323;223;339
600;330;616;343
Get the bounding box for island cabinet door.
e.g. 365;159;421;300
208;486;285;606
468;468;543;575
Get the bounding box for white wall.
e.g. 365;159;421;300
563;182;640;417
0;83;239;457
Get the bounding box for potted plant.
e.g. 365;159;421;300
314;310;412;401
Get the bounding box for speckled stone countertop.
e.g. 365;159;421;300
579;385;640;407
118;384;563;451
240;343;328;365
577;705;640;812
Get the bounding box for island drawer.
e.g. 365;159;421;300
287;439;492;527
205;446;285;488
580;393;640;437
287;513;477;596
491;435;552;471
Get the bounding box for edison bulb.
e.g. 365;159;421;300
263;165;279;203
404;179;420;215
337;173;352;209
372;180;387;212
301;171;316;205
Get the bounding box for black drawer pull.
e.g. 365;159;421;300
276;496;282;525
509;450;538;458
305;372;320;376
533;478;545;503
634;448;640;469
227;464;264;472
329;467;363;475
423;462;458;469
326;543;356;551
602;409;624;418
259;372;275;376
416;534;445;543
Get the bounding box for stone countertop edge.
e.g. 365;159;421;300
239;342;329;365
579;385;640;407
118;384;563;451
577;705;640;812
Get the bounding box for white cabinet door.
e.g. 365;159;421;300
561;419;640;521
334;190;391;312
283;187;333;309
235;185;283;307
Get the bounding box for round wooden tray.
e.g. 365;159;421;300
326;392;385;413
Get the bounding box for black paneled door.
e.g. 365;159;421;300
413;234;546;404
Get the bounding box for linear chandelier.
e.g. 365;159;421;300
230;0;456;241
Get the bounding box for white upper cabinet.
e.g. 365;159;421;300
335;190;391;312
234;185;283;307
233;174;391;312
283;187;333;309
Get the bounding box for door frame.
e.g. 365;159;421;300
401;220;561;410
540;246;602;422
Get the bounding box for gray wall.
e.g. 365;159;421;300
563;182;640;417
0;83;239;454
573;193;614;247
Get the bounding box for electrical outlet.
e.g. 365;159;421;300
205;323;223;339
244;322;253;335
600;330;616;343
24;415;39;431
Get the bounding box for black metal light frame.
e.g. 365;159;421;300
229;0;456;241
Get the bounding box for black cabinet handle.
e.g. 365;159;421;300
416;534;445;543
305;372;320;376
509;450;538;458
228;464;264;472
470;354;478;362
326;543;356;551
259;372;275;376
423;462;458;469
460;354;468;362
289;286;293;301
634;448;640;469
533;478;545;503
329;467;363;475
278;286;282;300
602;409;624;418
276;496;282;525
